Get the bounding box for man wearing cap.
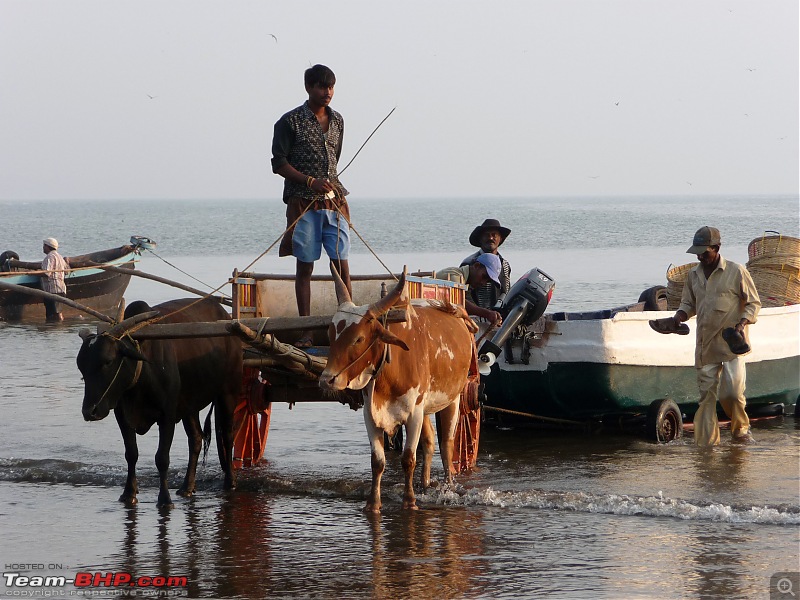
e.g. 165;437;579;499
41;237;68;322
461;218;512;310
670;226;761;446
435;253;504;326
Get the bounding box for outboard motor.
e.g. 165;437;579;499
478;268;555;375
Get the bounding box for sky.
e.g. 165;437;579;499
1;1;797;201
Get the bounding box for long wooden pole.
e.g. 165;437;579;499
96;308;408;339
0;279;116;323
94;264;233;306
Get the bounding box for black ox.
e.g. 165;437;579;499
77;298;242;507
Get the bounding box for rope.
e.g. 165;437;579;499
143;248;231;299
114;109;398;332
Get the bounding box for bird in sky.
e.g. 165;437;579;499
146;94;157;100
268;33;278;43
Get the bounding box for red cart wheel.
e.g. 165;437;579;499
451;381;481;473
232;367;272;469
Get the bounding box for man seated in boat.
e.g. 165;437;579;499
435;253;504;327
460;218;512;310
40;237;68;322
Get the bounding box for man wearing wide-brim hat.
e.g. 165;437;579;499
668;226;761;446
41;237;68;322
460;218;512;312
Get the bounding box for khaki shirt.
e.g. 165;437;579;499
678;256;761;367
434;265;470;286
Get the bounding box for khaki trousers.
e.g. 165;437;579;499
693;356;750;446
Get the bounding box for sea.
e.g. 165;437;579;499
0;195;798;599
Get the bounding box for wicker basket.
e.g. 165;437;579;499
746;254;800;279
747;233;800;260
749;268;800;308
665;262;697;310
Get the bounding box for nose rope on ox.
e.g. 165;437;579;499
96;336;144;406
328;335;383;383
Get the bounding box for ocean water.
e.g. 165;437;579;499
1;195;798;599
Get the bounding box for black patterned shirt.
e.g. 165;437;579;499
271;102;349;205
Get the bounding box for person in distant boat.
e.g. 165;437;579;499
271;64;350;349
461;218;512;310
435;253;504;326
671;226;761;446
40;237;68;322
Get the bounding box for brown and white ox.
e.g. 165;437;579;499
319;268;477;512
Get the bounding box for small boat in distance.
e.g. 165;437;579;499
0;236;155;322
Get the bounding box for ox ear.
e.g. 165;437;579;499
119;340;149;362
377;325;410;351
330;262;352;305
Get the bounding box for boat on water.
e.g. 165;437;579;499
476;271;800;441
0;236;155;322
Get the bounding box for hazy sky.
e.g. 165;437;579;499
1;1;797;201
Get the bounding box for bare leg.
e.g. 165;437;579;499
295;260;315;346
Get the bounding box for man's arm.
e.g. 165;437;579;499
271;119;334;194
465;300;502;326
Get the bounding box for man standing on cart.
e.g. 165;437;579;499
272;64;350;348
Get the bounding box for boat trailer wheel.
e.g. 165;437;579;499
646;398;683;443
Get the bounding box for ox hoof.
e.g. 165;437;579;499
119;496;138;507
364;504;382;514
176;488;194;498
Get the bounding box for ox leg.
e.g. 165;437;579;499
401;409;426;510
115;408;139;506
436;402;460;484
155;421;176;508
364;410;386;513
419;416;436;489
215;397;237;491
177;412;203;497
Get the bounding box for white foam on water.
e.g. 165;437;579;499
419;484;800;526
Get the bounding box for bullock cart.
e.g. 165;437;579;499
102;271;484;478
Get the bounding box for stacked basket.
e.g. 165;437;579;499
746;232;800;307
665;262;698;310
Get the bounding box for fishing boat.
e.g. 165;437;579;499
477;272;800;441
0;236;155;322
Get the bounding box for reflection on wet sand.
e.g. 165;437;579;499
368;506;488;598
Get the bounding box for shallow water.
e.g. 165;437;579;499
1;196;798;599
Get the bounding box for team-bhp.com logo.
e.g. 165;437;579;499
3;566;188;597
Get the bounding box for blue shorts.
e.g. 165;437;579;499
292;209;350;263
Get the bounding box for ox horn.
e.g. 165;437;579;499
107;310;160;338
330;262;352;305
368;268;407;318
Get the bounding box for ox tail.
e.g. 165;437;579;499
201;405;214;465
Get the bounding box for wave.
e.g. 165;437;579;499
417;485;800;526
4;457;797;526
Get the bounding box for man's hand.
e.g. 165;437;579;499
485;310;502;327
